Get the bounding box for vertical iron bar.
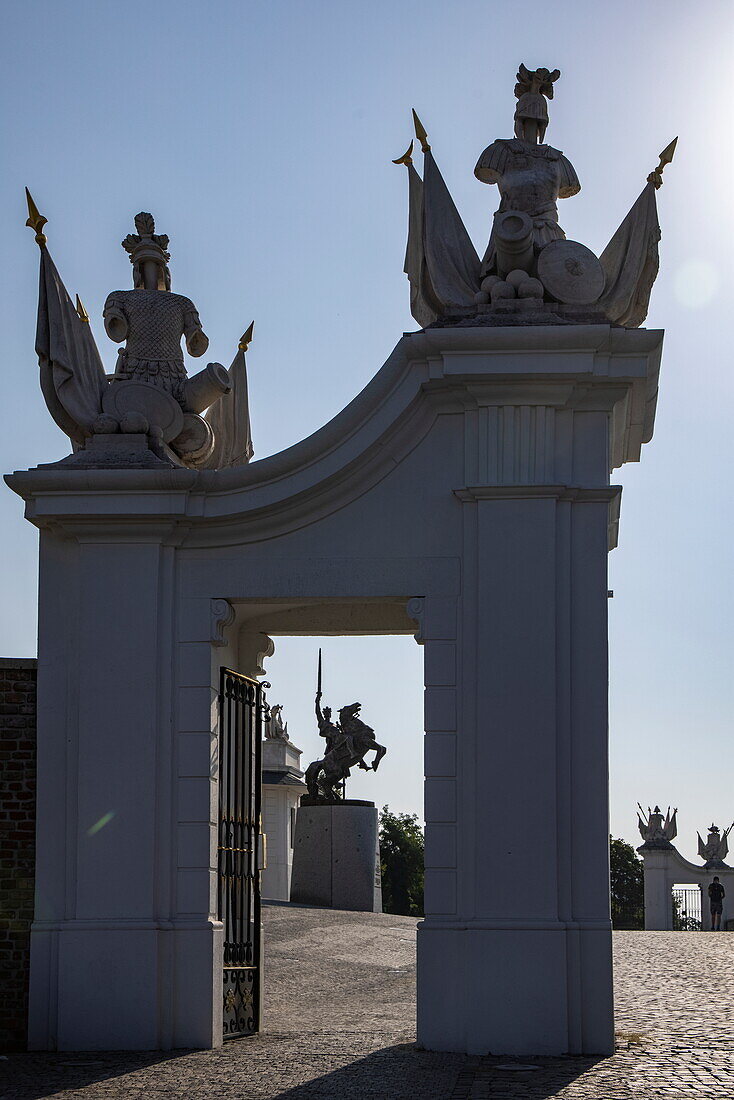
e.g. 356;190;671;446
253;682;263;1030
227;675;235;964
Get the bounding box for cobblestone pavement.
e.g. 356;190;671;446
3;907;734;1099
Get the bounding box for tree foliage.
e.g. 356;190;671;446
609;835;644;929
379;806;424;917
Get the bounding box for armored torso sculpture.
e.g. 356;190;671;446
24;195;254;470
396;62;676;327
637;804;677;849
698;823;734;869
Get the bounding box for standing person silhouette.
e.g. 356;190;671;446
708;876;725;931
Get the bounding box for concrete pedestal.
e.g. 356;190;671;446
290;802;382;913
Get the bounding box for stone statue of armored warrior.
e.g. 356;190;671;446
637;804;677;848
103;212;209;408
474;64;580;276
698;822;734;868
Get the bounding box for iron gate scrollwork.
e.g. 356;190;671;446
218;667;266;1038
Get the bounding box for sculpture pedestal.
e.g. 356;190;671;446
290;801;382;913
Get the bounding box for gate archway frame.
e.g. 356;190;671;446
7;323;662;1055
641;846;734;930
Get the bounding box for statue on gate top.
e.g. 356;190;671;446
395;63;677;329
24;193;254;470
637;803;677;850
305;649;387;802
698;822;734;869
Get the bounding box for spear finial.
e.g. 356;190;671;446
392;139;414;167
238;321;254;351
412;109;430;153
75;295;90;324
648;137;678;189
25;187;48;245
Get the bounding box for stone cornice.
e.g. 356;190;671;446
6;325;662;539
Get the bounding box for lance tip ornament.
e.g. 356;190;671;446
392;139;414;166
411;109;430;153
75;295;90;323
648;137;677;189
25;187;48;245
239;321;254;351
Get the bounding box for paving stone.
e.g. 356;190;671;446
3;915;734;1098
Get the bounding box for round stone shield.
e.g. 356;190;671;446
537;240;605;304
170;413;215;466
102;380;184;442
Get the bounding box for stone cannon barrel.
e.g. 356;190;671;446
493;209;535;278
185;361;232;414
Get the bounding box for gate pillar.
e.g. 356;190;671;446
20;516;223;1050
409;333;660;1056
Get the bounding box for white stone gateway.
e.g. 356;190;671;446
7;63;671;1056
639;808;734;930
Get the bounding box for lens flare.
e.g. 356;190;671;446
87;811;115;836
673;260;719;310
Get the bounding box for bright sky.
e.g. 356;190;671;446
1;0;732;863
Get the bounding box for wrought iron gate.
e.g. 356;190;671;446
218;668;265;1038
672;886;703;931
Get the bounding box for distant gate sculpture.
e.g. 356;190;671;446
218;669;265;1037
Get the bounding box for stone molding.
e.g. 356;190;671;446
210;599;235;646
6;326;662;546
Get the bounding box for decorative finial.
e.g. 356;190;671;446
25;188;48;246
75;295;90;323
647;137;678;189
239;321;254;351
392;140;414;167
412;110;430;153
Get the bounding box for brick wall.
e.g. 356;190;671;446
0;658;37;1052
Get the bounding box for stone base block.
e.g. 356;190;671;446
416;923;613;1056
28;922;223;1050
290;802;382;912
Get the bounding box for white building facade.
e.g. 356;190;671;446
261;736;306;902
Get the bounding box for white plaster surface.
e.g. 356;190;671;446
261;737;306;902
5;323;663;1054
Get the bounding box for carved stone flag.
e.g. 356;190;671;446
203;341;254;468
35;246;107;445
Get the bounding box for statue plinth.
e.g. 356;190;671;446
290;802;382;913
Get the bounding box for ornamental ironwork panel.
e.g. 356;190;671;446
672;886;703;931
218;667;265;1038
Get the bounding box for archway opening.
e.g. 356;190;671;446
672;884;703;931
220;600;426;1041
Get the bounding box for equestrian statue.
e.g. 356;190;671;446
304;650;387;802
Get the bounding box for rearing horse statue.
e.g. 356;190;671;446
305;701;387;802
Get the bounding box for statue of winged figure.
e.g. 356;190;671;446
637;804;677;849
697;823;734;868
